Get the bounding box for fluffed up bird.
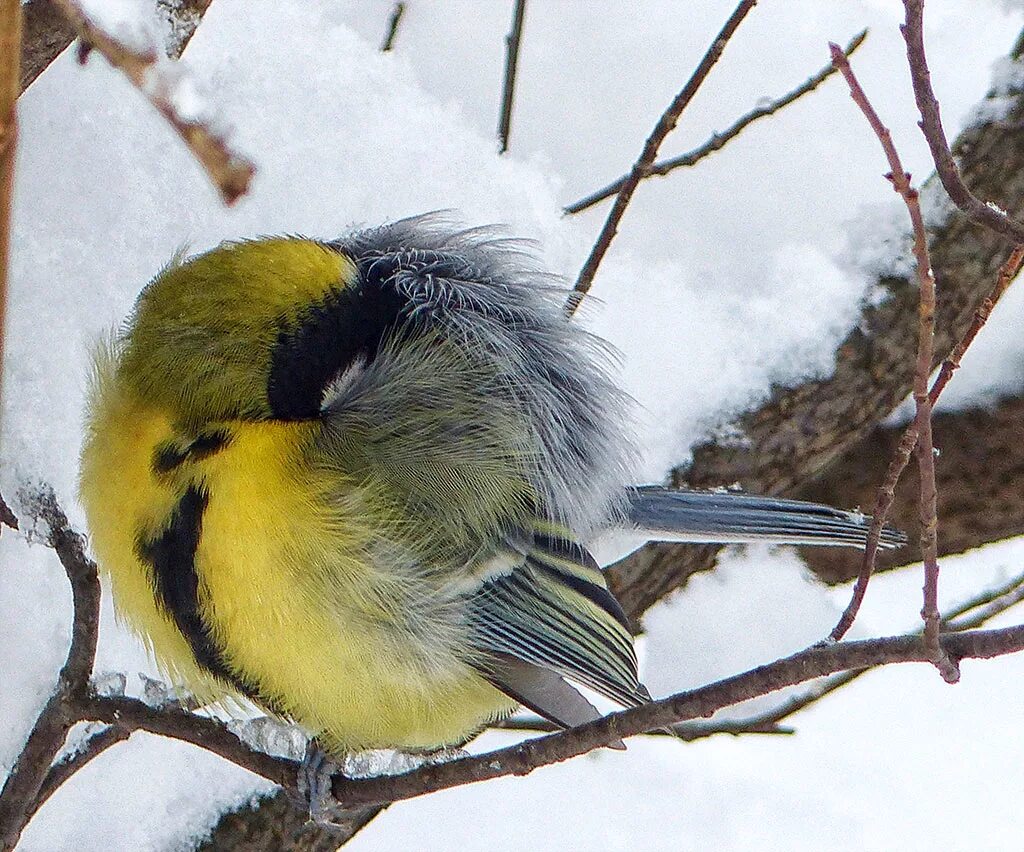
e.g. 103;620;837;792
80;215;903;764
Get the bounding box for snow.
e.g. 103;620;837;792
3;0;1024;849
76;0;162;54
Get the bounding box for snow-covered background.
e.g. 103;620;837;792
3;0;1024;849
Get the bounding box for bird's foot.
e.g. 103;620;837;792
297;740;362;831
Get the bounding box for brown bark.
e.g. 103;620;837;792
195;790;380;852
20;0;74;93
800;394;1024;584
20;0;211;95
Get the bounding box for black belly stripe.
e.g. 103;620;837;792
137;486;263;702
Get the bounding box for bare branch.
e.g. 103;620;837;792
326;626;1024;809
606;27;1024;622
493;716;793;739
780;38;1019;664
497;0;526;154
49;0;254;204
565;0;758;315
0;486;100;852
823;42;958;683
28;725;130;820
944;571;1024;631
706;567;1024;738
565;28;867;215
0;0;18;420
20;0;212;96
902;0;1024;244
7;489;1024;849
54;624;1024;814
379;2;405;53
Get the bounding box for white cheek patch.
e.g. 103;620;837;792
320;356;368;413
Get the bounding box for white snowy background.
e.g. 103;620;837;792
3;0;1024;849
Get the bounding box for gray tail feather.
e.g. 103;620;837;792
625;487;906;550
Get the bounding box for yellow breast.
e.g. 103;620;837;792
80;370;516;752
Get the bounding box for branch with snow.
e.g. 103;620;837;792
0;486;99;852
20;0;213;95
5;486;1024;851
49;0;253;204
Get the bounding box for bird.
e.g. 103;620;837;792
79;214;902;777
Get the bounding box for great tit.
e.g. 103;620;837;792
79;214;901;757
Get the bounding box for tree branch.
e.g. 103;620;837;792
497;0;526;154
902;0;1024;244
20;0;212;95
565;0;758;315
325;626;1024;809
565;28;867;215
49;0;253;204
0;487;100;852
379;2;405;53
606;26;1024;620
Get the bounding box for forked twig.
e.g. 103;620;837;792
565;29;867;215
826;43;1024;684
565;0;758;315
902;0;1024;243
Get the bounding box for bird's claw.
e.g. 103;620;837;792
297;741;360;831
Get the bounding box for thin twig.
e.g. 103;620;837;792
380;2;405;52
565;0;758;315
928;246;1024;403
49;0;254;205
0;488;101;852
27;725;130;821
824;42;1015;684
497;0;526;154
0;0;18;426
565;28;867;215
493;716;793;739
945;572;1024;632
829;244;1024;643
713;568;1024;737
902;0;1024;244
830;42;952;660
328;626;1024;809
